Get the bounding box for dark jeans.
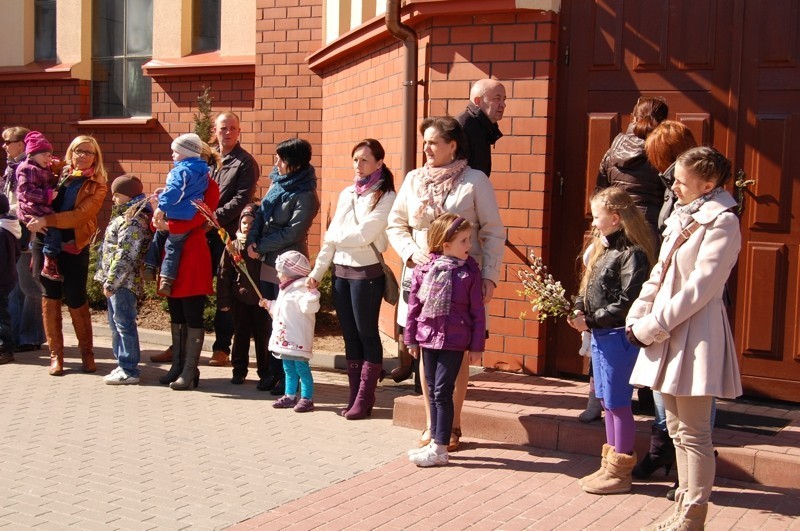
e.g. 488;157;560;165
230;298;274;380
207;229;234;354
332;275;385;364
0;293;13;353
167;295;206;328
31;239;89;308
145;229;188;280
422;348;464;446
9;252;45;346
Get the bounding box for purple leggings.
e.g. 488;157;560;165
602;401;636;455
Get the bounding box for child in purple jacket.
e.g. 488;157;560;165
404;213;485;467
15;131;62;281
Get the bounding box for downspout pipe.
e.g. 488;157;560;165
386;0;418;178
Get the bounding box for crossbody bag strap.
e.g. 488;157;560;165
351;195;386;266
655;220;701;292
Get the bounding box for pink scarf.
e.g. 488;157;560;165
354;166;383;196
413;159;468;224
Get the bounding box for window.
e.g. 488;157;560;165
91;0;153;118
193;0;221;53
34;0;57;62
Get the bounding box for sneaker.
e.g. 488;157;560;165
407;442;432;458
142;266;157;282
272;395;297;409
103;366;124;381
409;446;449;467
104;369;140;385
293;398;315;413
41;256;64;281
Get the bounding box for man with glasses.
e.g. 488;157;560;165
0;126;45;364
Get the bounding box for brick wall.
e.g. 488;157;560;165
420;10;558;373
255;0;325;256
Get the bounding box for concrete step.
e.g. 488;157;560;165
392;371;800;493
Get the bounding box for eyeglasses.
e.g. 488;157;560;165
73;149;96;157
2;140;22;146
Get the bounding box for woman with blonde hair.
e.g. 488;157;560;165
27;135;108;376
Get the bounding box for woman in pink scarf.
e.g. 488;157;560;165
387;116;505;451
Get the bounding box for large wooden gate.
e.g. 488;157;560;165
552;0;800;401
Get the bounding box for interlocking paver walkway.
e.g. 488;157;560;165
0;330;416;530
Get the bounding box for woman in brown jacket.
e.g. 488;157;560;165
28;135;108;376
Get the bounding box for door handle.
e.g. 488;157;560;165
734;169;756;215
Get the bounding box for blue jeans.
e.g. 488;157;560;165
332;275;385;364
0;293;12;353
9;253;45;346
283;358;313;399
145;229;189;280
42;228;62;258
422;348;464;446
107;288;141;377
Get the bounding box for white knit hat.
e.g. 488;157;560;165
275;250;311;279
171;133;203;158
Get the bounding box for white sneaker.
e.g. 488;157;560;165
407;442;432;457
103;366;124;382
104;369;140;385
409;446;449;467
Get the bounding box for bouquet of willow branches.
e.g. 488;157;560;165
517;250;572;322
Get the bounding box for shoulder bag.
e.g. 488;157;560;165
351;196;399;305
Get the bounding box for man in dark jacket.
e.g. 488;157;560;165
456;79;506;177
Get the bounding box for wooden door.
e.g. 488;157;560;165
732;0;800;401
551;0;735;375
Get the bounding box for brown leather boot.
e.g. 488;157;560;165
68;302;96;373
150;345;173;363
43;298;64;376
390;342;414;383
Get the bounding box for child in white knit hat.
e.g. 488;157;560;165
143;133;209;295
259;250;320;412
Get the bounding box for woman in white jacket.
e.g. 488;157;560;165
627;147;742;530
387;116;505;451
307;139;396;420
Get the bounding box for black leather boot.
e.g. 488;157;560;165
633;425;676;479
159;323;186;385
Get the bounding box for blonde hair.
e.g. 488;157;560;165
200;141;221;171
427;212;473;254
579;188;656;295
65;135;108;183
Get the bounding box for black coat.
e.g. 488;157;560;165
574;230;650;329
212;143;259;237
456;103;503;177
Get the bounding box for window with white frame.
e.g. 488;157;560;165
91;0;153;118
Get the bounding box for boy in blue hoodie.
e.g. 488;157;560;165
95;175;153;384
0;193;22;364
143;133;209;295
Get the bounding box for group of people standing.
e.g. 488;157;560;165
0;81;742;530
568;96;742;530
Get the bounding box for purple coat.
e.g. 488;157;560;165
404;254;486;352
15;159;54;222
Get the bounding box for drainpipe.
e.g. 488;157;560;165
386;0;418;178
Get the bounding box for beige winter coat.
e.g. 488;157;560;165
386;166;505;325
627;190;743;398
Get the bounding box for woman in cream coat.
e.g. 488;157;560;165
307;139;396;420
626;147;742;530
387;116;505;451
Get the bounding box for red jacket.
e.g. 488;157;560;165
166;177;220;299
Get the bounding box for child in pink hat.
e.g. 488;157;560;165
15;131;63;281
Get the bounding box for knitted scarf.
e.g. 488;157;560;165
417;254;465;319
354;166;384;196
412;159;468;224
261;165;317;224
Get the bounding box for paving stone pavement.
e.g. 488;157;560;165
0;331;418;530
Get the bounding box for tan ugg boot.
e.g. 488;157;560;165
672;503;708;531
581;448;637;494
578;443;613;486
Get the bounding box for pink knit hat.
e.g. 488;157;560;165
24;131;53;156
275;250;311;279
